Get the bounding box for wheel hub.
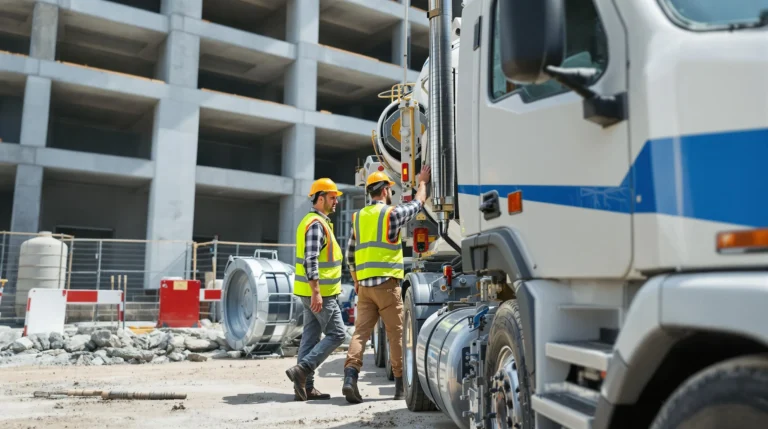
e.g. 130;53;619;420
491;346;522;429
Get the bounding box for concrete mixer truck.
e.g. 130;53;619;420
354;1;768;429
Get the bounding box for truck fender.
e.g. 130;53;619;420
594;271;768;428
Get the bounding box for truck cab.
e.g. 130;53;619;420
411;1;768;429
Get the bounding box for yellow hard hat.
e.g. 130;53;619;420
366;171;395;189
308;178;343;197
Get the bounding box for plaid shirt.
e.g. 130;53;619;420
346;199;423;286
302;208;332;281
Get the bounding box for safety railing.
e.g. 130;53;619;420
0;232;296;324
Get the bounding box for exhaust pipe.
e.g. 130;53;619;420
427;0;456;224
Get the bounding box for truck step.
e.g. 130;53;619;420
532;382;597;429
546;340;613;371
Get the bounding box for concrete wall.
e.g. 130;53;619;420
193;195;279;243
40;180;149;239
47;116;153;159
0;96;23;144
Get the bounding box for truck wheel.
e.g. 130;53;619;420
374;319;387;368
403;287;437;411
385;338;395;380
485;300;534;429
649;354;768;429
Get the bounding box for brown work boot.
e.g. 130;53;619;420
394;376;404;400
306;387;331;400
342;367;363;404
285;364;310;401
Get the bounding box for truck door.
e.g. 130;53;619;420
473;0;632;278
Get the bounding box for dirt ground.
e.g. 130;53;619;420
0;349;456;429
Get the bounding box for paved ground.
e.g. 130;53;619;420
0;349;456;429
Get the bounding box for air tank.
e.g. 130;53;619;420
220;256;303;354
14;231;69;318
416;305;479;429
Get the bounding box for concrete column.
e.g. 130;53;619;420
391;0;411;68
279;0;320;262
284;0;319;110
392;20;410;68
277;124;315;263
29;2;58;61
19;76;51;147
5;164;44;317
157;0;201;87
161;0;202;19
143;99;199;289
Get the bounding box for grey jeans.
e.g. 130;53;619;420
297;295;347;389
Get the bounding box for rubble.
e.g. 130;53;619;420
0;322;357;368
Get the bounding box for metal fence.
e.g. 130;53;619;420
0;232;295;325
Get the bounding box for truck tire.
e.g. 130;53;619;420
386;339;395;380
403;287;437;411
374;319;387;368
649;354;768;429
485;300;534;429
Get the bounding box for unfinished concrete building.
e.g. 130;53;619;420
0;0;428;301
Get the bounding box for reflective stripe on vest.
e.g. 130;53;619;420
294;212;343;297
353;204;405;280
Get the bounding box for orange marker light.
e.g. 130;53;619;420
402;163;409;182
717;228;768;254
508;191;523;215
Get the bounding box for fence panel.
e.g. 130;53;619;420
0;233;297;324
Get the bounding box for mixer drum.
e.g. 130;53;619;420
221;257;303;353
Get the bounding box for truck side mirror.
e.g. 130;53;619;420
498;0;565;84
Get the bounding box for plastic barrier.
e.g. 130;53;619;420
23;288;125;336
156;279;221;328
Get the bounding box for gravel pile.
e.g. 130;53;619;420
0;323;356;368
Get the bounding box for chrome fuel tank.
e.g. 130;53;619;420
416;305;477;429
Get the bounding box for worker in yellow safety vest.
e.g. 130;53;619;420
285;178;347;401
341;165;431;403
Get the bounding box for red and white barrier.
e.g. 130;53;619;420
200;289;222;302
156;279;222;328
23;288;125;336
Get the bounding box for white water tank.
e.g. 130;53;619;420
14;231;69;318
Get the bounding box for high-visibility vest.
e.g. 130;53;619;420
353;203;405;280
294;212;343;297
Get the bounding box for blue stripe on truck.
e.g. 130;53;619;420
458;127;768;227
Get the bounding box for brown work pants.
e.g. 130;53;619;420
344;278;403;377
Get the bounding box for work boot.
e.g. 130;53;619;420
306;387;331;400
342;367;363;404
285;363;310;401
394;376;404;400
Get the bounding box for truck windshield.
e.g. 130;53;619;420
660;0;768;29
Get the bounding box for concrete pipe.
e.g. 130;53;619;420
220;256;303;354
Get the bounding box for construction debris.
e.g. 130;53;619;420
33;389;187;400
0;322;356;368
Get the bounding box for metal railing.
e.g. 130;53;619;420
0;232;296;324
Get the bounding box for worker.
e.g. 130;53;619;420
285;178;347;401
341;165;431;404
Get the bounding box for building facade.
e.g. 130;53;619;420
0;0;429;293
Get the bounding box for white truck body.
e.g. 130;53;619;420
358;1;768;429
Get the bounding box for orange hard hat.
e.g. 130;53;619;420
308;178;343;197
366;171;395;189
